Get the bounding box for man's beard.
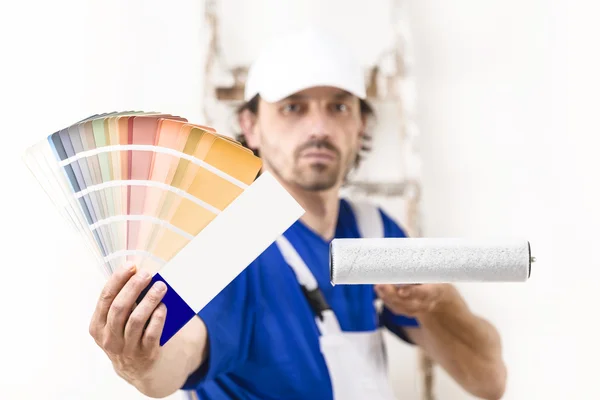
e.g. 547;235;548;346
292;162;340;191
290;139;353;191
261;138;357;192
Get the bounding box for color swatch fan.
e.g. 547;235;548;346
23;111;304;345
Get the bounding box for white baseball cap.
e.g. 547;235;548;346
244;27;367;103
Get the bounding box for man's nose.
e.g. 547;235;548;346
306;108;331;138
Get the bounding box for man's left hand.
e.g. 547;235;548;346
374;284;449;317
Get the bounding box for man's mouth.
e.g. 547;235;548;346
300;149;337;161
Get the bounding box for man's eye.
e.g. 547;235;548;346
283;104;300;113
334;103;348;112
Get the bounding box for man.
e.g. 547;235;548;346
88;27;507;399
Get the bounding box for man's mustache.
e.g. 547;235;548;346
295;139;340;157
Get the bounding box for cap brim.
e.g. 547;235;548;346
257;77;367;103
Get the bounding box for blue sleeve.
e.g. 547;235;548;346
377;208;420;343
180;266;256;390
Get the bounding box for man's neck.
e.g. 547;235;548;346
278;179;340;241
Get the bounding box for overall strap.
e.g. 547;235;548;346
274;199;384;335
346;198;385;239
275;236;342;335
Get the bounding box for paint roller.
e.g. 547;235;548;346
329;238;535;285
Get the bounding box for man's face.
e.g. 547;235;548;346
242;86;365;192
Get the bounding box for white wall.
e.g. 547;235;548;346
1;0;205;399
1;0;598;399
409;0;600;399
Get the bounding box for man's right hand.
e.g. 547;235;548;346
89;263;209;397
89;263;168;386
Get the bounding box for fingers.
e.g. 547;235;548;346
104;269;153;352
375;284;434;316
124;280;167;348
89;263;137;339
386;296;424;316
142;303;167;351
375;284;397;298
396;285;427;301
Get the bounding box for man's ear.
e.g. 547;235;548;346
238;109;260;150
358;115;368;148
